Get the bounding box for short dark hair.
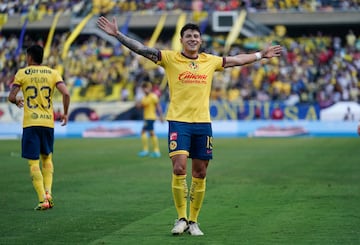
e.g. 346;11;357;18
141;81;152;89
180;23;201;38
27;45;43;64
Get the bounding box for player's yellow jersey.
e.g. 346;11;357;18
13;65;63;128
142;92;159;120
157;50;224;123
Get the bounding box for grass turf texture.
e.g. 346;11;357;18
0;138;359;245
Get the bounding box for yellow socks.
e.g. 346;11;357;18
28;160;45;202
28;154;54;202
172;174;188;220
189;177;206;223
151;135;160;153
41;154;54;194
141;132;160;153
172;175;207;222
141;132;148;152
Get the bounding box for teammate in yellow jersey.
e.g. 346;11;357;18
136;81;164;158
97;16;282;235
8;45;70;211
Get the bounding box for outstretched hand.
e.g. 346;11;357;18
97;16;119;37
262;44;283;59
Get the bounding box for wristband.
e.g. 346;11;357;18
255;52;262;61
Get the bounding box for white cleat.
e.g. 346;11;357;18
171;218;188;235
188;222;204;236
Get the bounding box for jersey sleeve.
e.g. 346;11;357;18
156;50;171;67
13;70;24;86
212;54;225;72
53;70;64;85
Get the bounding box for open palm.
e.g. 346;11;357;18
97;16;118;36
263;44;282;58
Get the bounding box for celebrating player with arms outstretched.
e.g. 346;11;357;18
97;16;282;235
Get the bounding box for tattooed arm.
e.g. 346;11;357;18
97;16;159;63
8;85;24;108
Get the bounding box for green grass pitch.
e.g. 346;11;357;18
0;137;359;245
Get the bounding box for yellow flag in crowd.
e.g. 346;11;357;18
172;13;187;51
148;13;167;48
44;11;62;59
61;12;94;60
0;13;8;30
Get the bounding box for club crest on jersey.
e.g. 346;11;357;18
31;113;39;119
189;61;199;71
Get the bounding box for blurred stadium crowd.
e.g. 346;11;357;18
1;0;359;15
0;0;360;107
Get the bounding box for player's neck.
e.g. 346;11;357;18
181;51;198;59
28;62;41;66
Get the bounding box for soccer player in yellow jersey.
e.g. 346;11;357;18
8;45;70;211
136;81;164;157
97;16;282;235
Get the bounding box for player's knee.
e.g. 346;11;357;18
192;169;207;179
28;161;40;172
172;155;187;175
40;154;53;171
191;159;208;178
28;160;41;179
173;165;186;175
173;161;186;175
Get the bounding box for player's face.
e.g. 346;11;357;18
143;86;151;94
180;29;202;54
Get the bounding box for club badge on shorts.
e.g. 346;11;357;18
169;141;177;150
